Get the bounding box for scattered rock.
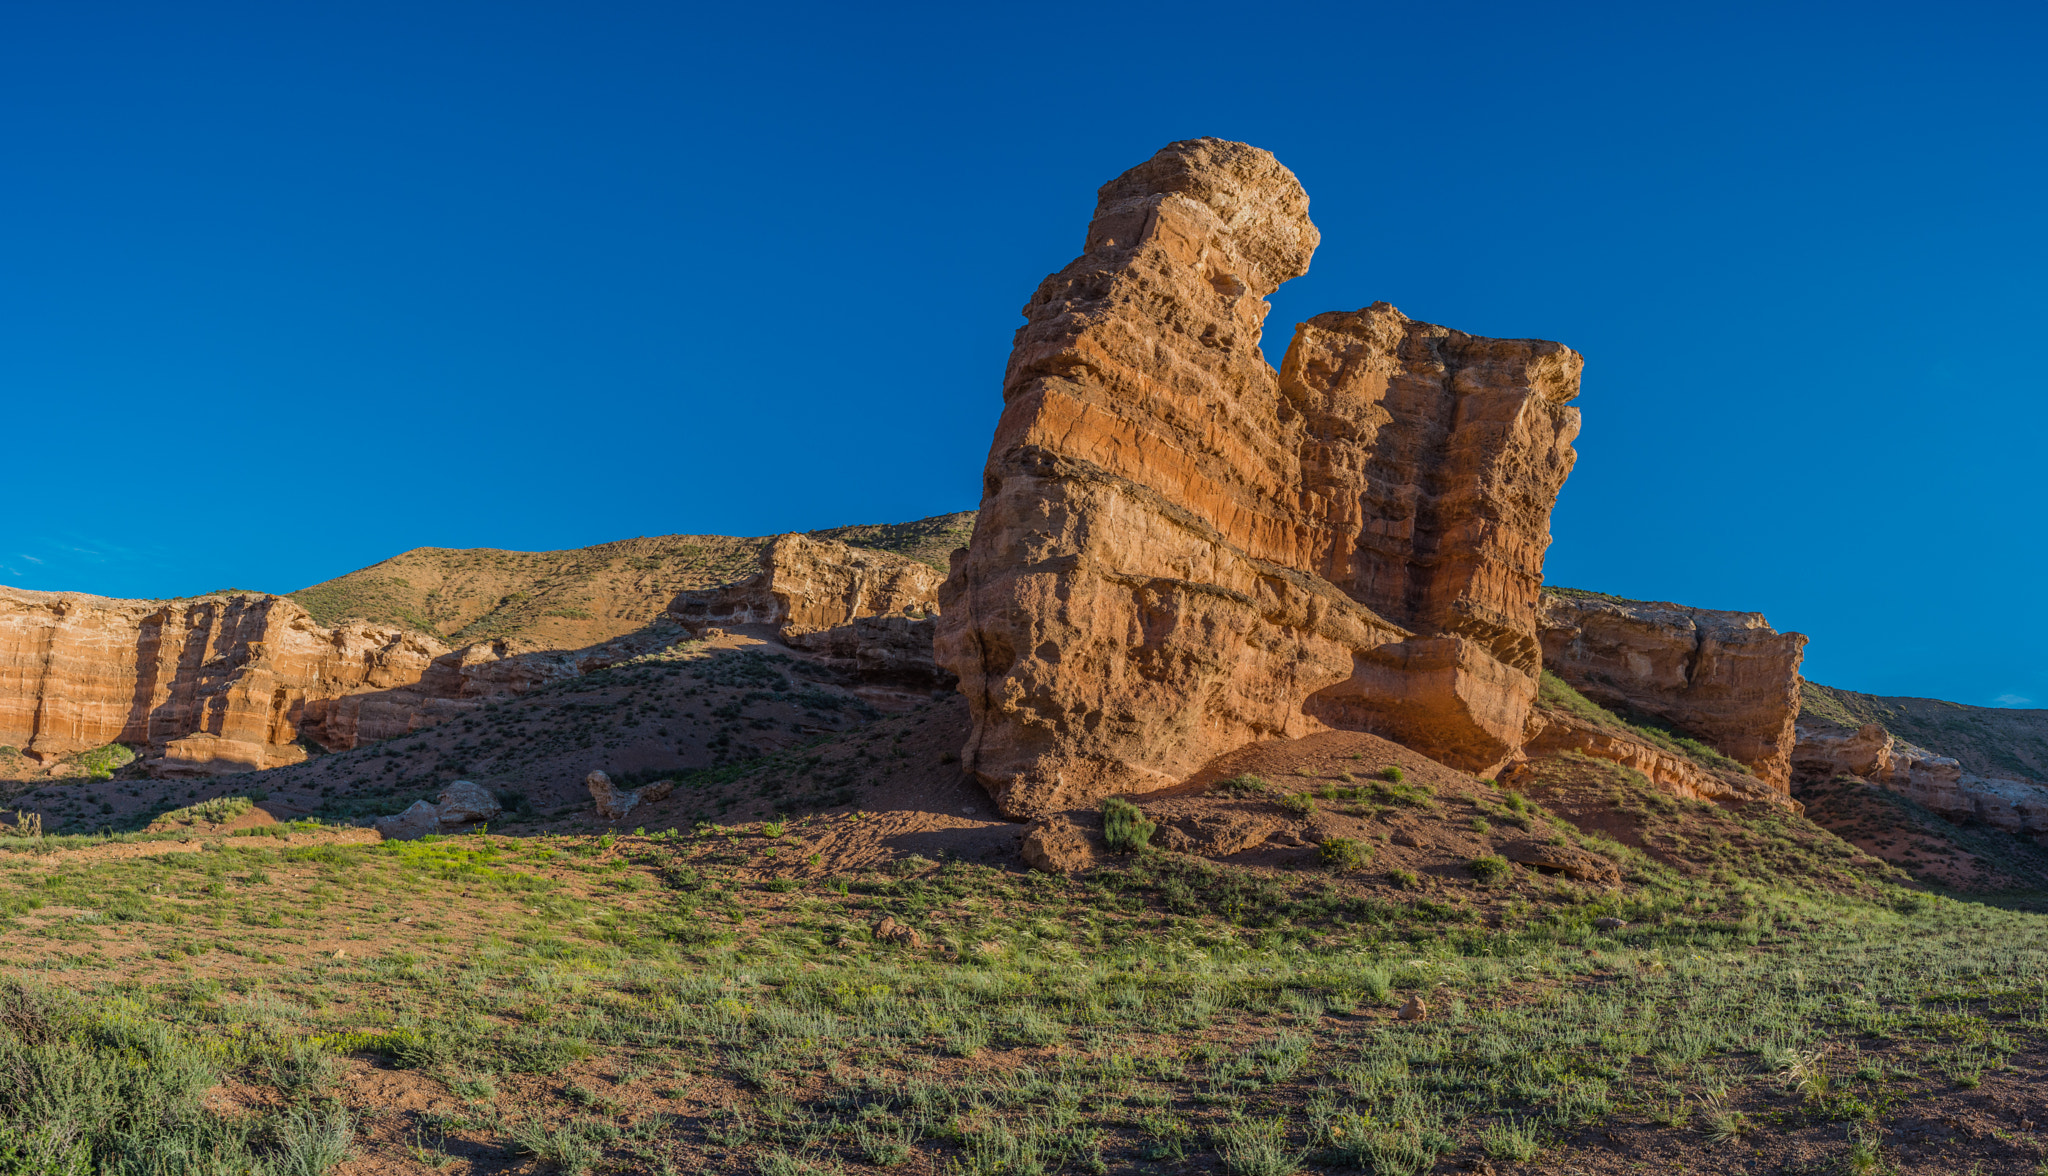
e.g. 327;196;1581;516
1397;996;1428;1022
1594;917;1628;931
1501;840;1622;886
372;800;440;842
1391;831;1425;849
936;138;1582;817
873;916;923;948
1020;814;1105;874
1155;813;1278;856
586;771;672;821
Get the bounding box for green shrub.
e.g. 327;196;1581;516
1103;797;1156;853
1218;773;1270;795
69;744;135;781
1380;765;1405;783
1318;838;1371;871
1469;855;1511;885
1277;793;1317;818
1387;868;1421;889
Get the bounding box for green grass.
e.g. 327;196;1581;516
0;813;2043;1172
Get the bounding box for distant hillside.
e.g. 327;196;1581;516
289;511;975;648
1801;680;2048;783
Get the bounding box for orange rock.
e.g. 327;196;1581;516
0;586;446;773
672;533;949;685
1397;996;1428;1021
935;138;1583;816
1537;591;1807;794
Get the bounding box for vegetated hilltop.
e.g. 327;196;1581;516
287;511;975;648
1802;679;2048;783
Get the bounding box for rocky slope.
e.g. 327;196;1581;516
289;512;974;648
936;138;1582;817
1800;681;2048;784
1537;589;1807;794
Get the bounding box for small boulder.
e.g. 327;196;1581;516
1020;814;1105;874
1156;813;1278;857
1397;996;1428;1022
1391;830;1425;849
373;800;440;841
1594;917;1628;931
436;781;501;826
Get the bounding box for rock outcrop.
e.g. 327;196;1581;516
671;534;951;685
1537;591;1807;795
0;587;448;774
934;138;1582;816
1514;708;1787;808
1794;721;2048;841
0;584;690;777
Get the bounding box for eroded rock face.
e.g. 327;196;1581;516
935;138;1582;816
1513;708;1789;809
1793;721;2048;840
1538;592;1807;794
0;587;448;774
671;534;950;685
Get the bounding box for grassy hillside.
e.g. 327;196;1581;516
288;512;975;648
1802;680;2048;783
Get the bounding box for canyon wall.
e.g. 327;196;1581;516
1537;591;1807;794
1794;721;2048;841
934;138;1583;817
0;587;447;773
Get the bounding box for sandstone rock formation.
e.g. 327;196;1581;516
0;587;447;774
1500;839;1622;886
934;138;1582;816
1513;707;1789;808
585;770;674;822
1794;720;2048;841
0;584;690;778
1537;591;1807;794
372;780;502;840
671;534;951;686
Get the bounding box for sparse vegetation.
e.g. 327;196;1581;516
1102;795;1156;852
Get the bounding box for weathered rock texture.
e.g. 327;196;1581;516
585;770;675;822
934;138;1582;816
0;587;447;774
0;584;682;777
671;534;951;686
372;780;503;841
1794;721;2048;841
1537;591;1807;794
1514;708;1787;808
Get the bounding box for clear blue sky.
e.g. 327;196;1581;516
3;2;2043;707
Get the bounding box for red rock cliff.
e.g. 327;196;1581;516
0;587;446;773
934;138;1582;816
1537;590;1807;793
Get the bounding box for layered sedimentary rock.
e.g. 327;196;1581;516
1514;708;1788;808
0;584;684;776
1794;721;2048;840
0;587;448;773
671;534;950;685
1537;591;1806;794
934;137;1583;816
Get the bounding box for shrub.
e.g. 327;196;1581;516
1380;765;1405;783
1387;868;1421;890
761;820;786;839
1318;838;1371;871
1469;855;1511;885
69;744;135;781
1277;793;1317;818
1218;773;1271;795
1469;817;1491;835
1103;797;1156;853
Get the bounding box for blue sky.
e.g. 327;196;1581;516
3;1;2043;706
